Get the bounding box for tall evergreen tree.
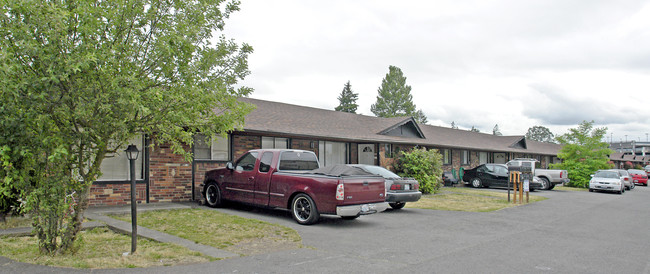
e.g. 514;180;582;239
451;121;458;129
334;81;358;113
493;124;502;136
371;65;427;123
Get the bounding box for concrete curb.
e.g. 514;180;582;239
0;221;105;237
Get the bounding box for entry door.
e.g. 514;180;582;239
358;144;375;165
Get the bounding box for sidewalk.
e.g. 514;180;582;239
1;202;238;259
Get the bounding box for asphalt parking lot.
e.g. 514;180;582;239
3;186;650;273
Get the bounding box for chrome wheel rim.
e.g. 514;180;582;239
293;197;312;222
206;185;218;205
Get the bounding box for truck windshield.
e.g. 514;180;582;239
279;151;319;171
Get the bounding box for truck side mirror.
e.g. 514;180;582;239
226;162;234;171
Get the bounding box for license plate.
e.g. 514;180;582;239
404;184;410;190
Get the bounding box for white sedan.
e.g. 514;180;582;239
589;170;625;194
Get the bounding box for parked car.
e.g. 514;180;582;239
351;165;422;210
645;165;650;174
201;149;388;225
442;171;459;186
627;169;648;186
609;169;634;190
506;158;569;190
589;170;625;194
463;163;542;190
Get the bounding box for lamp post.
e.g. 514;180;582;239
125;144;139;254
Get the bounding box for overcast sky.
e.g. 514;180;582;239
223;0;650;143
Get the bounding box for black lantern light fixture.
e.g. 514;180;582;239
125;144;139;254
125;144;140;161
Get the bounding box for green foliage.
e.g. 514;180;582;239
393;147;443;194
550;121;613;188
526;126;556;143
371;65;427;124
334;81;358;113
1;0;252;254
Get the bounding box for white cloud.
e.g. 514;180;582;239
223;0;650;142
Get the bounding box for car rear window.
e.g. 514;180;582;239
278;151;319;171
628;169;645;175
594;171;619;179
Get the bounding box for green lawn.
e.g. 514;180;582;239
111;208;302;256
407;187;547;212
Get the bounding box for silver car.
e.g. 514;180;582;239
609;169;634;190
589;170;625;194
351;165;422;210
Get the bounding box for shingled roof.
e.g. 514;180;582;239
238;97;562;156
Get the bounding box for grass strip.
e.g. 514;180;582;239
407;188;547;212
0;227;212;269
111;208;302;256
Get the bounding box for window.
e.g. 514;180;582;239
479;152;488;164
259;152;273;173
279;151;320;171
262;137;288;149
98;135;144;181
318;141;347;167
235;152;258;171
461;150;470;165
384;144;393;158
194;134;229;161
442;149;451;165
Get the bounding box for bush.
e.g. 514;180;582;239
1;187;22;221
392;147;443;194
624;161;634;170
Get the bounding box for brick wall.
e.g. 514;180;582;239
233;134;260;160
193;161;227;201
148;142;192;203
88;183;146;207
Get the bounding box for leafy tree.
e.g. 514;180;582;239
371;65;427;124
451;121;458;129
526;126;556;143
493;124;502;136
392;147;443;194
334;81;358;113
413;109;428;124
470;126;480;132
1;0;253;254
550;121;613;188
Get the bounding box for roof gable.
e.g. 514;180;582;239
378;118;425;139
509;137;528;149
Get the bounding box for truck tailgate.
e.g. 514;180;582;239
340;177;386;205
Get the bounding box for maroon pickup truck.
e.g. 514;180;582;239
201;149;388;225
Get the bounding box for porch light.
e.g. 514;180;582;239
125;144;139;160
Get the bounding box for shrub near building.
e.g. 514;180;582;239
393;147;443;194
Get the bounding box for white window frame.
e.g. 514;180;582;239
318;141;347;167
194;134;230;161
262;136;288;149
97;135;145;181
461;150;470;165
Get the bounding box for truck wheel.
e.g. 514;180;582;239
204;182;223;208
471;178;482;188
548;184;555;190
389;202;406;210
540;178;550;190
291;194;319;225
